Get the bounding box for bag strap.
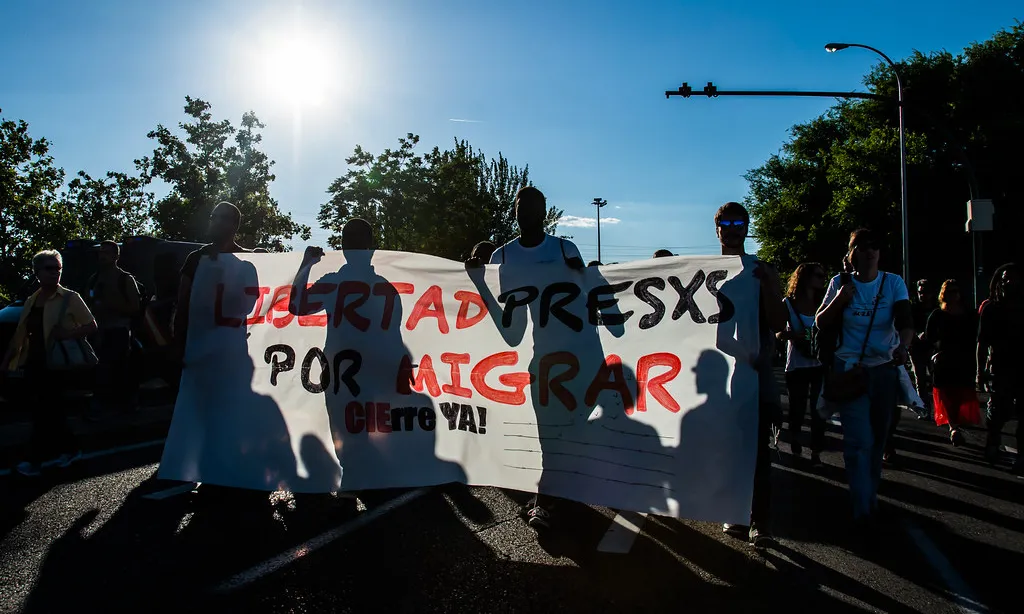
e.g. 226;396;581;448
47;291;73;351
785;297;804;333
856;273;887;364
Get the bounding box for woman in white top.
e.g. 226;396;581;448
777;263;827;465
817;229;914;525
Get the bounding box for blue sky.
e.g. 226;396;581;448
2;0;1020;263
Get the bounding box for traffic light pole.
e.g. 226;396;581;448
665;82;891;102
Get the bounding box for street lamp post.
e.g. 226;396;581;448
592;198;608;262
826;42;910;284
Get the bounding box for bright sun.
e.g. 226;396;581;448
262;36;333;108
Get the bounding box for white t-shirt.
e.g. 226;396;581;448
822;272;909;368
784;298;819;372
489;234;582;266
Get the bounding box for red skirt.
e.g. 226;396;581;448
932;387;981;427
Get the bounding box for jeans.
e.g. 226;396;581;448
837;363;898;519
987;377;1023;457
785;367;825;453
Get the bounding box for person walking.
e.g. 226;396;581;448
816;229;913;527
3;250;98;476
926;280;980;446
978;263;1024;473
778;263;827;465
86;240;141;415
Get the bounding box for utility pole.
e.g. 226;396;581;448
592;198;608;262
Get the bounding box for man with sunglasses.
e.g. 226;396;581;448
715;202;787;548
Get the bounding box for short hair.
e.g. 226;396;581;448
33;249;62;270
514;186;546;210
99;240;120;257
653;249;674;258
989;263;1019;302
215;201;242;227
938;279;960;308
714;202;749;225
470;241;496;261
587;260;602;267
341;218;374;249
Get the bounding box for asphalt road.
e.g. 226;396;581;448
1;406;1021;613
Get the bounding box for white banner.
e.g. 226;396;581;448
158;250;761;523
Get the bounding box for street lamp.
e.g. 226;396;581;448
826;42;910;284
592;198;608;262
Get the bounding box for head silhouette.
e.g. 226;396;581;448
514;186;547;236
693;350;729;396
653;249;674;258
209;201;241;243
342;218;374;250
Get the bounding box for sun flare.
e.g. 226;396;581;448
262;36;332;108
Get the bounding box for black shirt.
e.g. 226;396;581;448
926;308;977;387
978;300;1024;378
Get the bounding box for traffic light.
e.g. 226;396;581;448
677;82;692;97
703;81;718;97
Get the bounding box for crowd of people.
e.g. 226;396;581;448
2;190;1021;552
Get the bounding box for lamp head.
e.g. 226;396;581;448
825;43;850;53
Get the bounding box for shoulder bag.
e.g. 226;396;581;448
821;273;887;403
47;292;99;370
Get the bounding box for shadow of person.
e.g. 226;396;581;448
467;261;669;522
291;243;467;493
665;349;746;522
158;253;299;494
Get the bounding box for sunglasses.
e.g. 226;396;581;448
718;220;747;228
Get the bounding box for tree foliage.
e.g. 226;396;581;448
319;134;561;258
136;97;311;250
746;22;1024;289
0;116;70;296
61;170;154;241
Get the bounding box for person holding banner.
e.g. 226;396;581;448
816;229;913;527
3;249;98;477
173;202;251;362
714;202;788;548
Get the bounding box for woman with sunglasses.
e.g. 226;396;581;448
778;263;828;465
925;279;980;445
3;249;98;477
816;229;914;526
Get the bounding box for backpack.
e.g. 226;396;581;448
811;272;852;366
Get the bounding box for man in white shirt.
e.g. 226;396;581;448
489;187;584;269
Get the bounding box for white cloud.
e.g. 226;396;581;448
448;118;482;123
558;215;622;228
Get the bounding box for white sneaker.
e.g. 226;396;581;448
16;461;41;477
57;451;83;468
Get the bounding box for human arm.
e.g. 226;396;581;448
924;309;941;351
890;277;913;364
816;276;852;329
289;246;324;314
52;293;99;341
976;308;991;388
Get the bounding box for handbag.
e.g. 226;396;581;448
46;292;99;370
821;273;887;404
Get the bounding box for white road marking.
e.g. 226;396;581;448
142;483;198;500
903;521;987;614
597;511;648;554
0;438;165;477
213;487;429;593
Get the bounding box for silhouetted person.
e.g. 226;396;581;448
86;240;141;414
979;263;1024;473
653;249;674;258
714;201;786;548
173;202;251;362
469;240;496;265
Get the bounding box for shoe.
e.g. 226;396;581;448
723;523;750;539
1011;458;1024;477
810;452;823;467
57;451;83;468
882;450;895;465
16;461;41;477
525;505;552;531
749;524;775;549
791;442;803;458
950;430;965;447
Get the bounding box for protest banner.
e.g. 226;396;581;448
158;249;761;524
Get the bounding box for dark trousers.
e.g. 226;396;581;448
987;378;1023;454
750;402;775;526
785;367;825;453
95;327;134;408
26;367;77;464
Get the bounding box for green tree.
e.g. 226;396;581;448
745;22;1024;289
0;115;72;297
136;97;311;250
61;170;154;241
319;134;561;259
